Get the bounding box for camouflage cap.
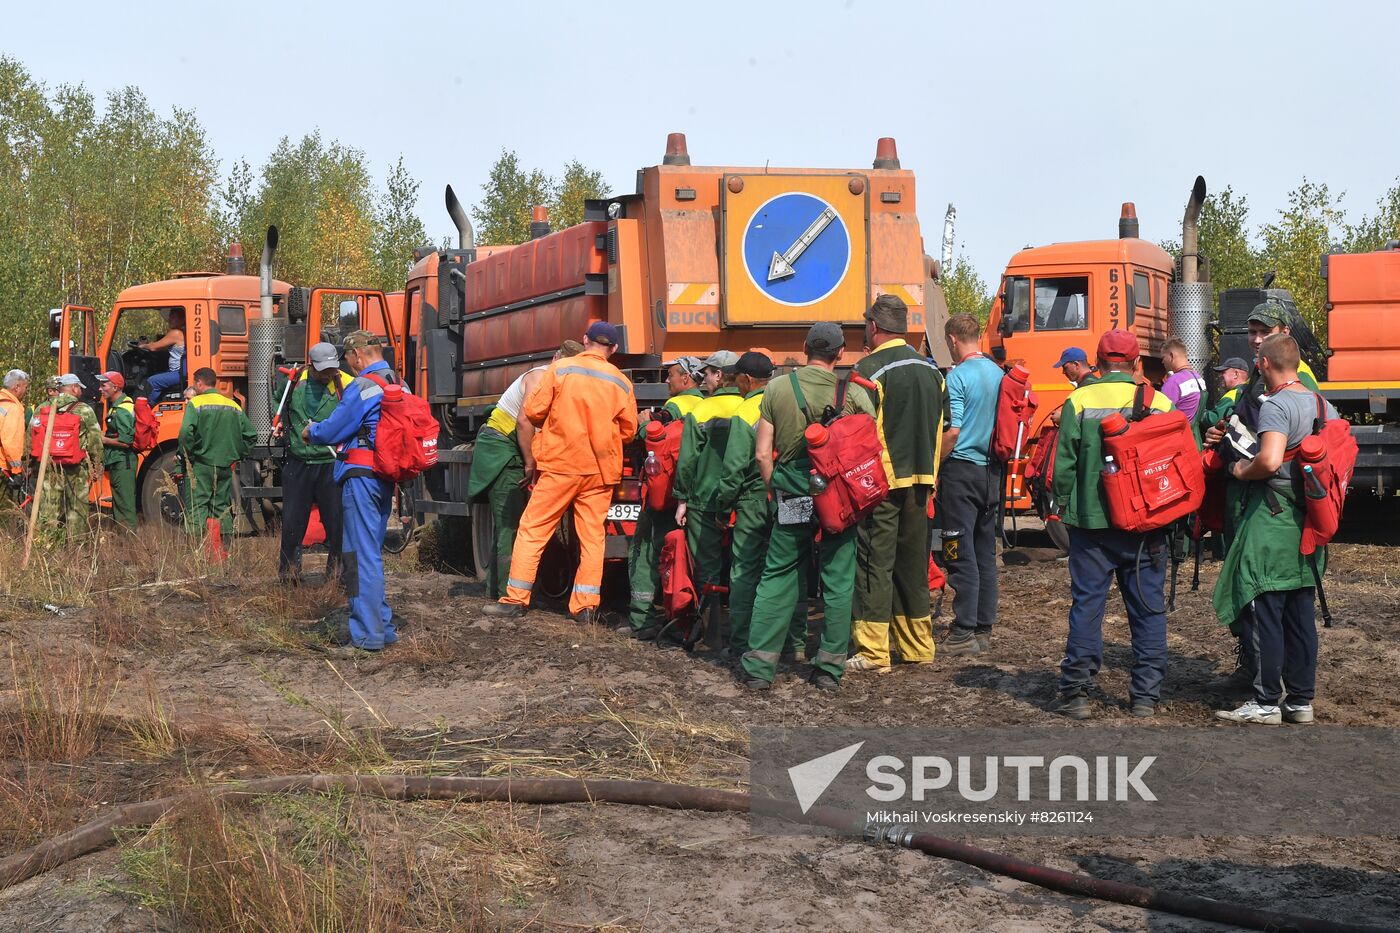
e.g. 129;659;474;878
341;330;383;351
1247;300;1289;329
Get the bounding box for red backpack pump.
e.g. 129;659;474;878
1097;384;1204;533
30;405;86;466
353;373;439;483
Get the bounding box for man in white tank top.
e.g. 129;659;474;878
466;340;582;597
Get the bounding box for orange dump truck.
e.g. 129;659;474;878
54;234;401;524
984;179;1400;542
399;134;934;579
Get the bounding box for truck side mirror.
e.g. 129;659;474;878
48;308;62;340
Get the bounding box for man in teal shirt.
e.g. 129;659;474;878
276;342;345;583
937;313;1005;657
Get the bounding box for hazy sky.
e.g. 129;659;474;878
8;0;1399;280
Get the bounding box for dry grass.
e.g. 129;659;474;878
115;789;561;930
0;760;106;852
2;645;117;763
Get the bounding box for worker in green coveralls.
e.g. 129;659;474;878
97;371;138;529
741;323;874;691
177;367;254;550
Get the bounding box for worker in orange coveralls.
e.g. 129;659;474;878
482;321;639;625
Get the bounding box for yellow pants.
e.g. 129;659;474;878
503;471;612;615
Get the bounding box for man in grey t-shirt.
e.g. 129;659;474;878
1214;335;1331;726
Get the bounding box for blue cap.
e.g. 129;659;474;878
585;321;620;347
1053;347;1088;368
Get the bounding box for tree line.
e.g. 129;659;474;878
0;57;609;381
940;179;1400;346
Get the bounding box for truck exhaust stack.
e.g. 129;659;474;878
1168;177;1212;375
444;185;475;250
250;226;283;444
259;226;279;321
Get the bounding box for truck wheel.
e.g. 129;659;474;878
470;501;495;580
139;450;185;527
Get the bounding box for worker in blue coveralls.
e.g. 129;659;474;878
304;330;399;656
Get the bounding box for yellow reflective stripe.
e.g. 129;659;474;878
189;391;240;410
485;406;517;435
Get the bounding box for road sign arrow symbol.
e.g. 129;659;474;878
767;207;837;282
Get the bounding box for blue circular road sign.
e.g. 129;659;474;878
741;192;851;307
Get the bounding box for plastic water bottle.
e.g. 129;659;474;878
809;470;829;495
644;451;660;477
1302;464;1327;500
1103;455;1119;475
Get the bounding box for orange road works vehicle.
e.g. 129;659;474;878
399;133;931;589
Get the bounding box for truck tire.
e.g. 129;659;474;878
139;449;185;527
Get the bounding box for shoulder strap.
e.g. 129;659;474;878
789;372;815;426
1312;392;1326;435
1131;382;1153;421
835;375;850;412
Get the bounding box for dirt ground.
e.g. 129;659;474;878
0;522;1398;932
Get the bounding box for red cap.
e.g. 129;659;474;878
96;371;125;390
1007;363;1031;385
1099;411;1128;437
804;423;830;448
1298;435;1326;463
645;420;666;441
1097;329;1139;361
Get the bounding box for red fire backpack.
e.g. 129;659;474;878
796;374;889;535
1287;395;1358;556
1098;384;1205;533
991;364;1039;462
131;397;159;452
357;373;440;483
30;405;86;466
642;418;685;512
659;527;698;620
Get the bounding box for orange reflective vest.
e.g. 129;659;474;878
523;348;638;484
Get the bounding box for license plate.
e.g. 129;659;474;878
607;503;641;521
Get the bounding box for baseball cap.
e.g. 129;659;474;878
662;355;704;379
702;350;740;371
341;330;383;351
558;339;584;358
585;321;620;346
308;342;340;372
56;373;82;387
1096;329;1139;361
1052;347;1089;368
734;351;774;378
1247;300;1289;329
805;322;846;354
96;371;125;390
1213;356;1251;373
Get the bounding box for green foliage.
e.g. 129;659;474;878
940;255;993;324
0;57;431;383
1258;180;1345;338
1342;177;1400;253
471;150;611;245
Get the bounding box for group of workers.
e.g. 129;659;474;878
1;293;1332;718
468;296;1331;724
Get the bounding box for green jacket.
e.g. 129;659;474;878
636;388;704;441
1199;386;1240;434
28;395;102;468
673;387;744;509
1213;479;1323;625
1052;372;1174;529
103;394;137;469
854;338;944;488
286;373;344;464
178;390;255;467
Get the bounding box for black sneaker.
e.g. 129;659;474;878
481;601;526;619
632;624;661;642
570;608;599;626
809;672;840;691
307;609;352;646
1052;694;1091;720
1130;700;1156;718
743;677;771;691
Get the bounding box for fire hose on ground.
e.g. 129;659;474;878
0;775;1385;933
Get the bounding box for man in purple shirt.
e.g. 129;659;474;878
1160;338;1207;422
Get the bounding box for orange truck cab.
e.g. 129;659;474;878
400;133;933;582
982;204;1174;510
54;238;401;524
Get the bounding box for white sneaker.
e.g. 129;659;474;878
844;655;892;675
1283;703;1315;724
1214;701;1282;725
